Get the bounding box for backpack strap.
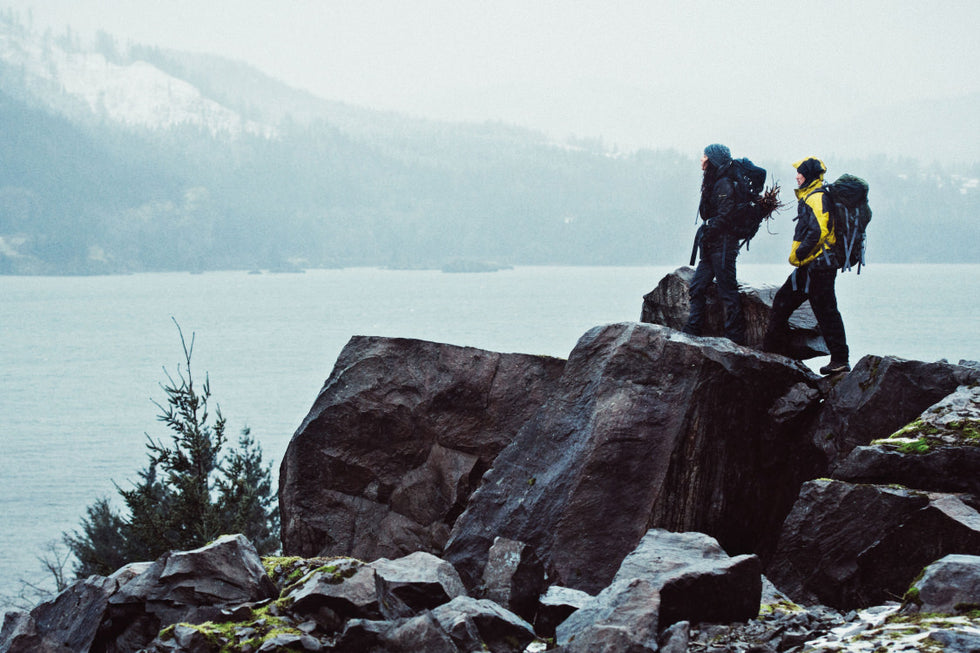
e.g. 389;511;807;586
840;206;855;273
803;186;826;201
789;267;812;294
690;224;703;266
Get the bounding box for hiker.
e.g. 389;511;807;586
683;143;746;345
763;157;850;375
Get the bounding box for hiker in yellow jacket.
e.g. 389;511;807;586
763;157;850;375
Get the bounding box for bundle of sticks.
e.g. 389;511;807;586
758;183;789;220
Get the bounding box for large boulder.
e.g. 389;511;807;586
834;384;980;496
480;537;545;623
640;266;828;359
285;558;390;624
612;529;762;627
371;551;468;613
907;554;980;614
767;479;980;611
556;529;761;652
444;322;820;594
556;578;662;653
803;356;979;471
279;335;565;561
0;576;117;653
337;613;460;653
430;596;536;653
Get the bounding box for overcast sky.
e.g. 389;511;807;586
8;0;980;162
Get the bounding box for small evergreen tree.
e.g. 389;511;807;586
65;321;279;578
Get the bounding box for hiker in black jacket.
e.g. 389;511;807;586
683;144;746;345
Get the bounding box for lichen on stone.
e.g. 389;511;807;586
897;438;931;454
263;555;360;592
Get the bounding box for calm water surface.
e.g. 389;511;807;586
1;265;977;603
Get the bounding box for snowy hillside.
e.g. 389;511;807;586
0;21;274;138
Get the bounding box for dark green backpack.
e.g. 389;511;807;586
823;174;872;273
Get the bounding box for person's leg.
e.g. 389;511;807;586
683;255;715;336
714;244;745;344
808;269;849;370
763;270;808;356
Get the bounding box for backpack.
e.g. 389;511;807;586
727;157;768;244
822;174;872;273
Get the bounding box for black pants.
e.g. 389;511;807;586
683;242;745;344
764;266;849;362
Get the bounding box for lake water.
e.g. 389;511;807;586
1;264;978;605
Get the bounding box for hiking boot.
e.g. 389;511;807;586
819;360;851;375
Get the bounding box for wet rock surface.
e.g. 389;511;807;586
556;530;761;652
835;383;980;495
446;322;818;594
802;355;979;471
640;265;829;359
766;479;980;611
907;554;980;614
279;335;565;563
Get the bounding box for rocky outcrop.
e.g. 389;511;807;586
1;535;276;653
802;355;979;471
273;275;978;626
907;554;980;614
279;335;564;562
480;537;545;623
556;530;761;652
9;271;980;652
834;384;980;495
765;381;980;613
640;265;829;359
766;479;980;611
0;576;117;653
534;585;592;639
430;597;536;653
1;540;539;653
16;530;976;653
768;364;980;609
445;322;819;594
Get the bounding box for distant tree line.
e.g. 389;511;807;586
0;15;976;274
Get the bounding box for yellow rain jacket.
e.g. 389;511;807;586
789;158;836;267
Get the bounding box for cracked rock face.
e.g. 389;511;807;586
803;355;979;472
639;265;829;359
767;479;980;611
445;322;819;594
907;553;980;614
278;335;565;562
835;384;980;496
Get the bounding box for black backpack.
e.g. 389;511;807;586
822;174;872;273
727;158;768;244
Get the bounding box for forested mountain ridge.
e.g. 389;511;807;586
0;14;976;274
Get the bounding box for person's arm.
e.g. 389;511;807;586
705;177;735;231
789;194;825;265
